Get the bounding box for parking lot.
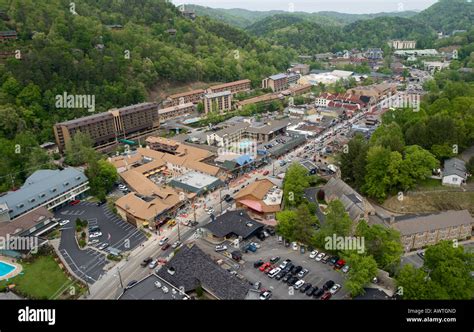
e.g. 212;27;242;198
198;235;349;300
55;201;147;283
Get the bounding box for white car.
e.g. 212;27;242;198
154;281;162;289
159;237;169;246
309;250;318;259
330;283;341;295
250;242;261;249
259;291;272;300
97;243;109;250
315;252;325;261
342;265;350;273
87;239;100;245
171;241;182;249
268;268;281;278
89;232;102;238
206;208;215;215
291;242;298;251
215;245;227;252
148;260;158;269
293;280;305;290
59;219;70;226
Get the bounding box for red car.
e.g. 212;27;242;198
263;265;274;274
263;170;270;176
334;259;346;270
259;262;271;272
321;292;332;300
69;200;80;206
161;243;171;250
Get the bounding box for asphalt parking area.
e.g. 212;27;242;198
56;201;147;252
238;236;349;299
58;220;107;284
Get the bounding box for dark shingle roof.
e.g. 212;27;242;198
156;244;250;300
203;210;264;239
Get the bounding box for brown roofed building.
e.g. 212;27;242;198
391;210;474;252
159;103;195;122
208;79;251;95
235;179;282;225
54;102;160;152
166;89;205;106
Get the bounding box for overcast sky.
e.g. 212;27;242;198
172;0;439;14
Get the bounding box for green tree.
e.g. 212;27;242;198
356;220;403;272
343;252;378;297
86;159;119;200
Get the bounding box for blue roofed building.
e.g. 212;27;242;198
0;168;89;222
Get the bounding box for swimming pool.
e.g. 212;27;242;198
0;261;16;277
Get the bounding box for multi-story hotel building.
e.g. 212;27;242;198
54;102;160;152
208;79;252;95
166;89;205;106
262;73;289;92
158;103;195;122
204;91;232;113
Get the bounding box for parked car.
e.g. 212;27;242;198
313;288;325;298
293;280;305;290
282;273;292;283
266;228;276;236
291;242;298;251
275;271;287;280
161;243;171;250
250;242;261;249
300;246;305;254
292;266;303;275
417;251;425;259
315;252;325;261
254;260;264;268
159;237;169;246
323;280;335;291
259;262;271;272
253;281;261;290
245;244;257;253
329;284;341;295
341;265;350;273
148;259;158;269
88;239;100;245
260;290;272;300
309;250;318;259
321;292;332;300
141;257;153;267
263;170;270;176
69;200;81;206
321;254;330;264
306;286;317;296
334;259;346;270
297;268;309;278
287;276;298;286
59;219;70;226
270;256;280;264
263;264;273;274
97;243;109;250
300;283;312;293
268;268;281;278
172;241;182;249
328;256;339;266
89;232;102;239
279;259;291;269
215;245;227;252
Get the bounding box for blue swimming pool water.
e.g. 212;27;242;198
0;261;15;277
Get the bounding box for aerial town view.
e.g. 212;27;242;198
0;0;472;329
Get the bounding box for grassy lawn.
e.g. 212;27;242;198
0;255;84;299
383;191;474;214
415;178;445;189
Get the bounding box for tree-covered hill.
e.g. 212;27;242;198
415;0;474;34
0;0;296;190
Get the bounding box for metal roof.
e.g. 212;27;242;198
0;168;88;220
